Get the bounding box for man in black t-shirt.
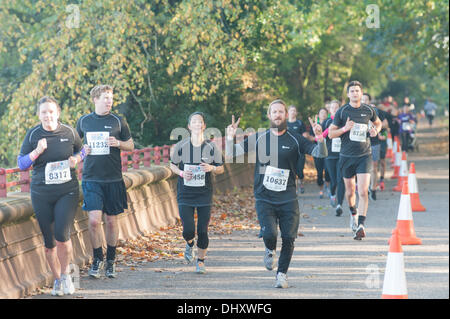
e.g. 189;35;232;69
287;105;308;194
225;99;327;289
76;85;134;279
328;81;382;241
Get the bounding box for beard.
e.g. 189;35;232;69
270;118;287;131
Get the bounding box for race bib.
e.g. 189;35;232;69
86;132;110;155
45;160;71;185
349;123;368;142
263;166;289;192
402;122;412;131
331;138;341;152
183;164;206;187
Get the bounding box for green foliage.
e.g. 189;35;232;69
0;0;448;166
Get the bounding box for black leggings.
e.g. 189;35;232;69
325;158;345;205
313;157;330;187
31;188;79;249
178;205;211;249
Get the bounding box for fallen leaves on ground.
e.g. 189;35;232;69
116;185;261;267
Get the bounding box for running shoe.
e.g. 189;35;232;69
379;181;385;191
196;260;206;274
264;247;277;271
353;224;366;240
275;272;288;288
335;204;343;217
105;260;117;278
61;274;75;295
369;189;377;201
349;213;358;233
319;190;324;199
300;184;305;194
51;279;64;296
330;195;337;207
88;258;104;279
184;243;195;263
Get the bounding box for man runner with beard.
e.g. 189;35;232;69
225;99;328;289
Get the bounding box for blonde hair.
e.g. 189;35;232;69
90;84;113;101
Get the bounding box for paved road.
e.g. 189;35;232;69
31;123;449;300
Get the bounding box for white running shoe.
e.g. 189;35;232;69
51;279;64;296
184;243;195;263
275;272;288;288
264;248;277;271
349;214;358;233
61;274;75;295
353;224;366;241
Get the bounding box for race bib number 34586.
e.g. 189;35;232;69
86;132;110;155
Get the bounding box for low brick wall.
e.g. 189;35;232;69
0;162;254;299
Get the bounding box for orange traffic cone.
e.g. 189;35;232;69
386;133;393;159
382;229;408;299
391;144;401;179
408;163;426;212
393;152;408;191
390;182;422;245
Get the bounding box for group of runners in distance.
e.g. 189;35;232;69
18;80;425;295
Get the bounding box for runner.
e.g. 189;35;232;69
398;104;417;152
361;93;389;200
76;85;134;279
287;105;307;194
309;108;330;199
328;81;382;240
375;103;391;191
322;100;346;215
423;98;437;127
225;99;328;288
170;112;224;274
18;96;83;296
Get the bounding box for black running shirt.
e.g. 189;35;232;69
76;112;132;183
19;123;82;193
171;139;223;207
332;103;379;157
370;107;387;146
287;119;306;136
228;129;324;204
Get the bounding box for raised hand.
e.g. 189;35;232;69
308;116;323;136
226;115;241;140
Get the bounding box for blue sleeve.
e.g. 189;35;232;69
17;154;34;171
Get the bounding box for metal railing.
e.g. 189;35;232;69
0;144;174;198
0;135;234;198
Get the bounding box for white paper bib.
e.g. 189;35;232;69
45;160;71;185
349;123;368;142
86;131;110;155
263;166;289;192
183;164;206;187
331;138;341;152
